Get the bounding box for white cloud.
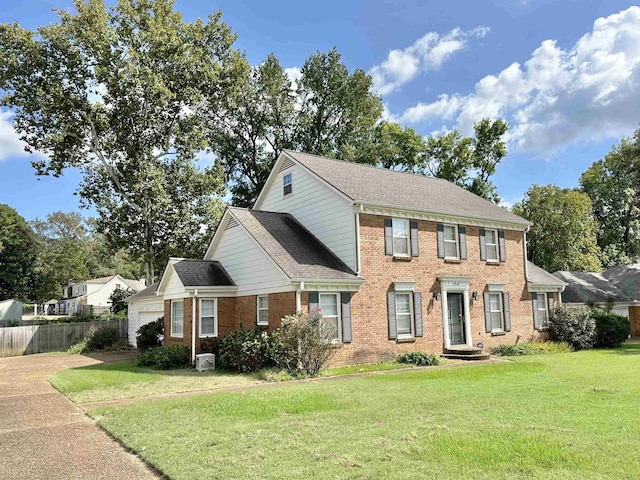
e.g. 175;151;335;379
0;109;30;161
370;26;489;95
393;6;640;155
284;67;302;91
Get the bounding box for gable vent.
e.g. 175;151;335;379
225;217;239;230
279;157;295;172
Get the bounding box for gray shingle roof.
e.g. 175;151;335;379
552;271;633;304
527;261;566;287
173;260;235;287
601;264;640;301
125;282;159;302
285;150;531;227
229;207;359;281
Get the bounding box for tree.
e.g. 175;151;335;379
293;48;383;161
580;128;640;266
0;204;39;300
209;54;295;207
356;121;426;171
109;287;133;315
513;185;603;273
421;118;508;203
0;0;244;283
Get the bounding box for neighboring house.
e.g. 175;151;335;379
125;282;162;347
156;150;565;365
554;265;640;336
0;299;23;322
58;275;146;315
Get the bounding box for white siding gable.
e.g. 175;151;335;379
162;267;187;299
256;160;356;271
205;222;292;296
86;276;128;307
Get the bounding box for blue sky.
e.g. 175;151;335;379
1;0;639;220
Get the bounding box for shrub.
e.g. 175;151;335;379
490;341;573;356
216;326;284;373
86;326;119;351
109;287;134;315
136;344;191;369
275;311;338;376
590;308;631;348
548;306;596;350
396;351;441;366
68;340;89;354
136;317;164;351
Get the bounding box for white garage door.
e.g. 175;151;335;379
129;307;164;347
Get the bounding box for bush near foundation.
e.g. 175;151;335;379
548;306;596;350
136;344;190;369
590;308;631;348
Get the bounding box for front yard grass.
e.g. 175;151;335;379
86;343;640;479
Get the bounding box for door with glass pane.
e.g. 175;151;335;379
447;293;465;345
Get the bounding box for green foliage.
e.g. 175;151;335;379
490;341;573;356
215;326;284;373
0;204;39;300
275;311;339;376
108;287;133;315
136;317;164;351
590;308;631;348
580;128;640;265
422;118;508;203
136;344;191;370
356;121;426;171
254;368;295;382
513;185;603;272
548;306;596;350
86;326;120;351
0;0;241;283
396;351;441;366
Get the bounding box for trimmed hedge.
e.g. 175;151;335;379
591;308;630;348
397;351;441;366
137;344;191;370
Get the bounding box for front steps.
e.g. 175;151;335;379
442;345;490;361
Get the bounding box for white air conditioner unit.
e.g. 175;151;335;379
195;353;215;372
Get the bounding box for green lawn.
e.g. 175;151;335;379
49;360;262;404
86;343;640;479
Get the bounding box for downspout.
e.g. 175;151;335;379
296;281;304;312
523;226;530;280
355;204;363;276
192;288;198;364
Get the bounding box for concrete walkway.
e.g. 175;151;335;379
0;352;159;480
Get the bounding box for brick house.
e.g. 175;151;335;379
156;150;565;365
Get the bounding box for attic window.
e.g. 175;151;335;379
283;173;292;196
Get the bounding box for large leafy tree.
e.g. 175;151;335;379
513;185;603;273
421;118;508;203
356;121;426;171
0;0;244;282
580;128;640;266
209;54;295;207
0;204;39;300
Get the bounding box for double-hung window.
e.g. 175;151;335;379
392;218;410;256
489;293;504;331
319;293;341;342
199;299;217;337
485;229;499;262
257;295;269;326
443;224;459;259
535;292;549;328
283;173;292;196
171;300;184;338
395;292;414;337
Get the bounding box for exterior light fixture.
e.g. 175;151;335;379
472;291;479;301
432;292;441;301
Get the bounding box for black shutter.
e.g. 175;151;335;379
479;229;487;261
503;292;511;331
387;291;397;340
341;292;352;343
384;219;393;256
437;224;445;258
498;230;507;262
483;292;491;333
532;293;540;329
459;226;467;260
410;221;419;257
413;291;423;337
308;292;319;313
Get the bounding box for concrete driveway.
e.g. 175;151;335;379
0;352;159;480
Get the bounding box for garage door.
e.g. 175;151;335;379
129;309;164;347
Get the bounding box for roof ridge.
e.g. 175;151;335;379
285;149;451;183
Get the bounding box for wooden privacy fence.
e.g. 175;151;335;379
0;318;127;357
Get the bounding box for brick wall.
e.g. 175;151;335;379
329;214;546;366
